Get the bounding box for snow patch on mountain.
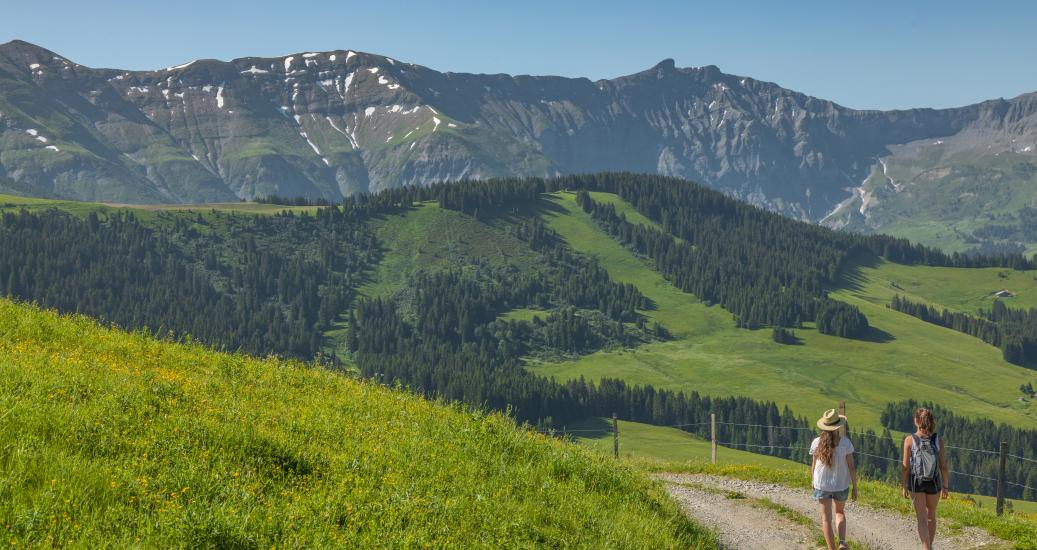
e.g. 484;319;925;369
165;60;196;71
343;72;356;96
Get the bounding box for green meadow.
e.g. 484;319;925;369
526;192;1037;430
568;418;802;471
0;299;713;548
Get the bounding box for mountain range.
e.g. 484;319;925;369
1;39;1036;249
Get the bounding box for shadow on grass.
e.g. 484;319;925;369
774;333;805;346
836;251;881;294
856;325;896;344
558;416;614;440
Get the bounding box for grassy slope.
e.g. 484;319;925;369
8;191;1037;429
0;193;318;219
851;254;1037;313
568;419;801;471
528;192;1037;429
357;202;541;300
863;149;1037;256
324;202;544;355
0;299;713;548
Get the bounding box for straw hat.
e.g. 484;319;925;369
817;408;846;431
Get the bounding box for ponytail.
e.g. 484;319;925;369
914;407;936;434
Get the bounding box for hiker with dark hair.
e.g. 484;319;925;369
901;407;950;550
810;409;858;550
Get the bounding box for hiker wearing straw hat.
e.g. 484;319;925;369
810;409;858;550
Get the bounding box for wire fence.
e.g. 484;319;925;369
536;414;1037;512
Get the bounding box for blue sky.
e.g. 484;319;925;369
3;0;1035;110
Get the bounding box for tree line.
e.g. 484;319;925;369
0;207;375;358
889;295;1037;367
577;190;871;336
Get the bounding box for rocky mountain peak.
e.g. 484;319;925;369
0;40;1034;233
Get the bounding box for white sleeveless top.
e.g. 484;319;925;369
810;436;854;491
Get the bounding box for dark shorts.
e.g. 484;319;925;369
909;474;941;495
812;488;849;501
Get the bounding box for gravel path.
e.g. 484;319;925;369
659;474;1006;550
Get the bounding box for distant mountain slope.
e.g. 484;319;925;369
1;39;1036;237
821;93;1037;253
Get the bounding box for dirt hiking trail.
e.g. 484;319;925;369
659;474;1006;549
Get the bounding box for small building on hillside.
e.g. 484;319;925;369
995;289;1015;298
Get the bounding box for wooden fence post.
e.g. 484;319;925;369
839;401;847;438
997;440;1009;516
612;413;619;459
711;413;717;465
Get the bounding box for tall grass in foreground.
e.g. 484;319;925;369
0;300;714;548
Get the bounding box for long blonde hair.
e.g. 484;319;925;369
817;430;840;467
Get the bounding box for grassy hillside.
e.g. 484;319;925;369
0;192;318;219
847;254;1037;312
357;202;541;300
568;419;801;472
833;149;1037;257
6;187;1037;453
0;299;713;548
527;192;1037;429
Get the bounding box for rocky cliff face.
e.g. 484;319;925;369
1;40;1035;224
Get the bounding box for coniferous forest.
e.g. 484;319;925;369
890;295;1037;367
2;173;1035;483
0;206;375;358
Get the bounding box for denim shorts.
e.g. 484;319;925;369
813;488;849;501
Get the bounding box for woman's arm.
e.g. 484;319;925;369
809;455;816;481
846;453;858;500
901;436;912;498
939;437;950;499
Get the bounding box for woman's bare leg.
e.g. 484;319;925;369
911;492;931;550
834;499;847;546
818;498;836;550
926;492;940;547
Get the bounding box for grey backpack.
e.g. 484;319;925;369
911;433;940;482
